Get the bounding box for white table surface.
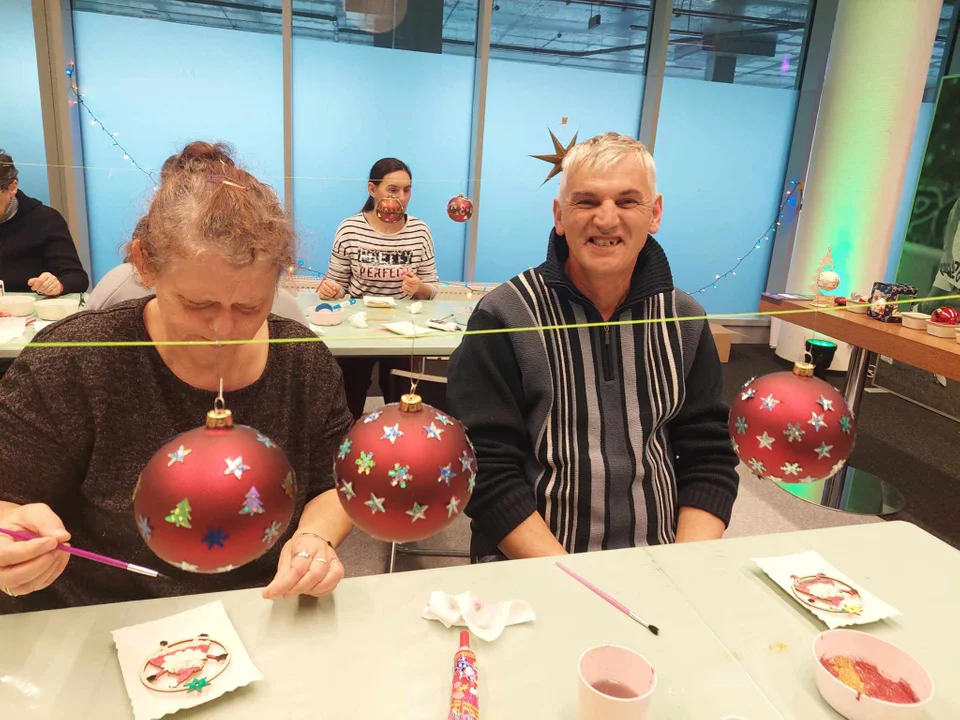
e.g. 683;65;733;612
0;293;84;359
0;295;472;360
307;298;474;357
0;521;956;719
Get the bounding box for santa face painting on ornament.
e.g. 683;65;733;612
139;634;230;693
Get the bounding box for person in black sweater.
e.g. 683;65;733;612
0;150;88;295
447;132;739;561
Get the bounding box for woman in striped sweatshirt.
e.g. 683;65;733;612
318;158;439;418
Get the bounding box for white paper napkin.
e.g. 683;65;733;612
423;591;535;642
349;311;368;328
112;601;262;720
754;551;900;629
0;317;26;344
409;301;423;315
382;321;434;337
363;296;397;308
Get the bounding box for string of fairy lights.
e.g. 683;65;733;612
688;181;802;296
65;62;158;187
62;61;797;296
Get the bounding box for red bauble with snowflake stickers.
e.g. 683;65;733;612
133;407;296;573
375;196;405;224
446;194;474;223
729;362;855;483
334;393;476;543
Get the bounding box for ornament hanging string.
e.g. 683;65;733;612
9;294;958;350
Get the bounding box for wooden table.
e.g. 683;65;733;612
1;522;956;718
759;298;960;382
759;298;958;514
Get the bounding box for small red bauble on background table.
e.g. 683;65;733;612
375;196;405;224
930;306;959;325
729;362;856;484
133;406;296;573
334;393;475;543
446;194;474;223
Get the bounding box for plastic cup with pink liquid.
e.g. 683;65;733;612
578;645;656;719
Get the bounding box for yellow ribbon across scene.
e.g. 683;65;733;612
4;294;957;350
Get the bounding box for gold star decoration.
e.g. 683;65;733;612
531;129;579;185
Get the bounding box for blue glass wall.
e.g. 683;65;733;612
72;12;283;283
475;60;643;281
2;0;49;204
655;77;798;314
291;40;473;281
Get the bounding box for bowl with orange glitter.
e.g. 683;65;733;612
813;629;933;719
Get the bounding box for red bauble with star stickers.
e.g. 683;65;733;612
729;362;855;483
133;407;296;573
333;393;476;543
375;196;405;224
446;194;474;223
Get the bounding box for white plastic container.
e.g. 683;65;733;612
34;298;80;321
0;296;36;317
926;319;955;338
900;311;929;330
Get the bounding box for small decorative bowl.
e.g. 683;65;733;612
900;311;930;330
308;306;343;326
0;296;36;317
813;629;934;720
846;293;870;314
926;319;956;338
34;298;80;321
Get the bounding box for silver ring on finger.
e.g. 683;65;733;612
312;556;329;564
294;551;313;560
2;586;15;597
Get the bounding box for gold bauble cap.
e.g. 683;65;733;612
206;408;234;428
400;393;423;413
792;361;815;378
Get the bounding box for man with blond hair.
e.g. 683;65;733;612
447;132;739;561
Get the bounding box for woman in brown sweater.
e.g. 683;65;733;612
0;142;355;614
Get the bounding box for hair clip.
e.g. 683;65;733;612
206;173;247;190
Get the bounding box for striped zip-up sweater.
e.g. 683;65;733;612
447;232;739;559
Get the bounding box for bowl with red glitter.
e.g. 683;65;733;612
813;629;933;719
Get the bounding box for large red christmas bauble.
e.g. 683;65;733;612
334;394;475;543
446;194;474;223
133;408;296;573
729;363;855;484
931;306;959;325
376;196;405;224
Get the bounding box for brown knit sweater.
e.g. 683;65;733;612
0;297;352;614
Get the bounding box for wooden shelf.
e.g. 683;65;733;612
760;298;960;383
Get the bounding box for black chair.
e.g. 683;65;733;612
384;365;470;573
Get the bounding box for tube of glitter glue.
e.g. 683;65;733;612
448;630;479;719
